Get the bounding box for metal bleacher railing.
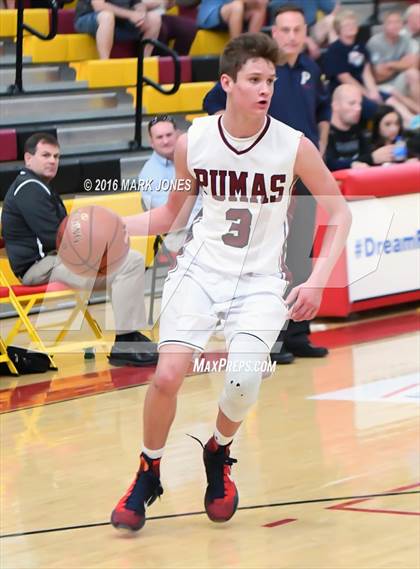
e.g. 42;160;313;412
131;37;181;150
8;3;181;152
8;0;60;94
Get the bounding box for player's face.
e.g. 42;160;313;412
384;14;403;39
272;11;307;56
338;92;362;126
24;142;60;181
223;58;276;116
379;111;401;142
338;18;358;45
149;121;178;160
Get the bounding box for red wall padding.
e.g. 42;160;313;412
0;129;18;162
333;162;420;199
159;55;192;84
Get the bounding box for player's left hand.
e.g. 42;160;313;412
285;284;323;322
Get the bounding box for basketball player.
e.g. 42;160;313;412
111;32;352;532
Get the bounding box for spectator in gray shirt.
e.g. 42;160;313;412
367;10;419;118
403;3;420;54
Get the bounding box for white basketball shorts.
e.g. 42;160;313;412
158;250;289;352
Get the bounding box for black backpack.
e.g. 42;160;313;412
0;346;53;376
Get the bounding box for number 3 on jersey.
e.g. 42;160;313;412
222;208;252;248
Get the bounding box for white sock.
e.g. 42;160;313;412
142;446;165;460
213;427;233;447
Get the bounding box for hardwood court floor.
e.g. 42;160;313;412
1;307;419;569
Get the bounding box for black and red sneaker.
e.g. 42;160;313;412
203;437;239;523
111;454;163;532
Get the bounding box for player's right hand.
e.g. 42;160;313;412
285;284;323;322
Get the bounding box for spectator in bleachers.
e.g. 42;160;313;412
1;132;158;367
139;115;178;211
322;9;416;126
139;115;201;250
74;0;161;58
326;84;396;171
367;10;419;118
310;0;340;47
143;0;197;55
403;3;420;52
371;104;404;151
197;0;268;39
268;0;339;59
371;104;418;162
322;9;384;122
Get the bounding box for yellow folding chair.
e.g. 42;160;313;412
0;285;19;375
0;267;108;359
0;224;112;366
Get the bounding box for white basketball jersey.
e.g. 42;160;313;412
186;115;303;276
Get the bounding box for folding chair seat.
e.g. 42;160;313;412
0;228;107;359
0;265;107;363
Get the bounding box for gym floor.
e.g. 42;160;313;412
1;303;419;569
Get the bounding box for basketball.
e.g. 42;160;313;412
56;205;130;278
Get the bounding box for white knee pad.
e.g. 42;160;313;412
219;333;270;423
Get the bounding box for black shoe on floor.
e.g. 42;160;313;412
270;345;295;365
287;342;329;358
108;331;158;367
127;331;157;352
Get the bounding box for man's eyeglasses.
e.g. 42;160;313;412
148;115;177;133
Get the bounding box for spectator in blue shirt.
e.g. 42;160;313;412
139;115;201;250
203;4;331;364
322;9;385;121
322;8;414;124
139;116;177;210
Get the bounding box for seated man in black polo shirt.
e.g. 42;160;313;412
1;132;157;367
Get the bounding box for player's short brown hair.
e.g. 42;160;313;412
220;32;282;81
